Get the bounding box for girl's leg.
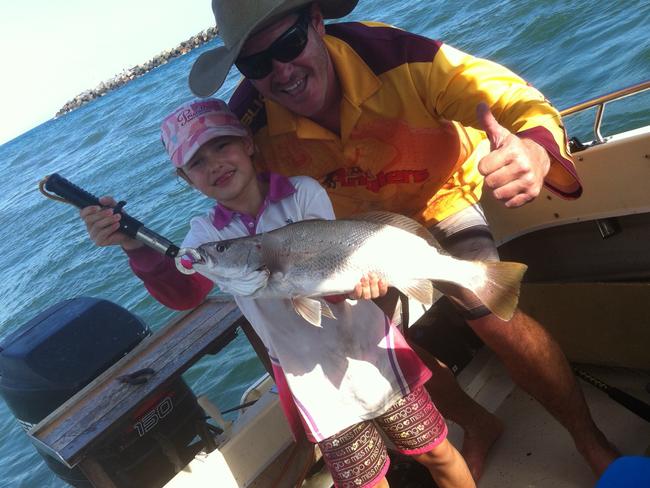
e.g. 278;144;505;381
411;439;475;488
408;339;503;480
375;386;475;487
318;421;391;488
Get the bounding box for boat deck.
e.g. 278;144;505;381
448;349;650;487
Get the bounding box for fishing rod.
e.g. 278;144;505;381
40;173;180;258
574;366;650;423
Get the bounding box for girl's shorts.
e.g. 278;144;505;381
317;385;447;488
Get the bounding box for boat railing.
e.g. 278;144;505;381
559;79;650;144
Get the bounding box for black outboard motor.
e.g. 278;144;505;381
0;297;207;487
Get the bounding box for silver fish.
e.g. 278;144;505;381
177;212;527;326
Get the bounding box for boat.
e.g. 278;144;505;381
1;80;649;488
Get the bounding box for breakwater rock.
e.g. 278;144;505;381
55;27;218;117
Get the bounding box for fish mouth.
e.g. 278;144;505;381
175;247;206;275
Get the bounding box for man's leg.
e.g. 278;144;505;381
427;204;618;477
467;308;619;476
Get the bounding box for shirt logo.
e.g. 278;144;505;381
321;167;430;193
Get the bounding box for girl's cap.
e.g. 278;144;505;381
160;98;249;168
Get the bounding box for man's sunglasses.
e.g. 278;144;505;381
235;10;311;80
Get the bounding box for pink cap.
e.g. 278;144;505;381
160;98;249;168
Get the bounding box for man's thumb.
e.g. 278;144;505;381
477;102;506;150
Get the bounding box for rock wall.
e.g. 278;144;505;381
56;27;218;117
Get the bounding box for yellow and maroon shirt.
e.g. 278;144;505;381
230;21;581;225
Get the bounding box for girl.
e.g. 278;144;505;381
80;98;475;488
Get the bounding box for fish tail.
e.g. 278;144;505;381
471;261;527;321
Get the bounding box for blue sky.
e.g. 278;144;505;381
0;0;214;145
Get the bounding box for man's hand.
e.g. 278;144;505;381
349;272;388;300
477;103;551;208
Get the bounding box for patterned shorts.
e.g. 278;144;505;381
318;386;447;488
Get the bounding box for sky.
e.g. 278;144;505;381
0;0;214;145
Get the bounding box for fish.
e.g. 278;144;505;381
177;211;527;327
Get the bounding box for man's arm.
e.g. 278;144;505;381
418;43;581;205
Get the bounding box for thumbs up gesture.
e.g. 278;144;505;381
476;103;551;208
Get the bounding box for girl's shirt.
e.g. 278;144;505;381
127;173;431;441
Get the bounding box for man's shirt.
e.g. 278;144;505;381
230;21;580;225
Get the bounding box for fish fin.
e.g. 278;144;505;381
291;297;323;327
441;261;527;321
394;279;436;307
347;211;441;248
474;261;527;321
260;232;289;273
320;300;337;320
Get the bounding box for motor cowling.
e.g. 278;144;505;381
0;297;206;487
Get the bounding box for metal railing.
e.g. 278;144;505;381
559;79;650;143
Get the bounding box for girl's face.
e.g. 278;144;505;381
181;135;260;214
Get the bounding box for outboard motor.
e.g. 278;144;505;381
0;297;207;487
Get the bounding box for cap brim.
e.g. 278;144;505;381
176;126;250;167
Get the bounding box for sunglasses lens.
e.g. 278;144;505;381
272;29;308;63
235;53;272;80
235;11;309;80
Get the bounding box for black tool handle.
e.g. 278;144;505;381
606;385;650;423
45;173;143;238
575;368;650;423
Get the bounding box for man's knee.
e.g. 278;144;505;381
467;308;556;353
466;308;523;344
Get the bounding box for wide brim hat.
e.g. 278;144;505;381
189;0;358;97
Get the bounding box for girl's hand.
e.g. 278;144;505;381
79;196;142;250
349;273;388;300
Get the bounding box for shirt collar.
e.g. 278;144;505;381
212;172;297;230
265;34;381;140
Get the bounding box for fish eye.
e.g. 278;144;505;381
216;244;226;252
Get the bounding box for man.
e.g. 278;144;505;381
188;0;618;479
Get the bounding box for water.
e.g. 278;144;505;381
0;1;648;486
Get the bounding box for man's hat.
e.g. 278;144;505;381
189;0;358;97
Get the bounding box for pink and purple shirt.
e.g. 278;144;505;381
126;173;431;441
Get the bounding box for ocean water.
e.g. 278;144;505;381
0;1;648;486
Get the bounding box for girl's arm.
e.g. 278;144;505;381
79;195;214;310
125;246;213;310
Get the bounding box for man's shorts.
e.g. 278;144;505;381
373;204;501;325
317;386;447;488
427;204;500;320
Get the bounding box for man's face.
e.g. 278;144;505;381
238;7;334;119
